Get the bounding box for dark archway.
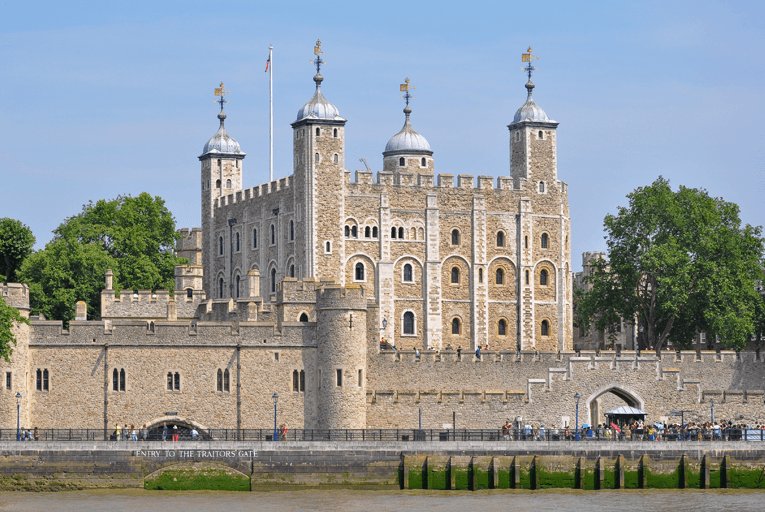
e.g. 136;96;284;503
585;385;645;427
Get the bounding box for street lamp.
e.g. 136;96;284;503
16;393;21;441
710;398;714;425
574;392;581;441
272;392;279;442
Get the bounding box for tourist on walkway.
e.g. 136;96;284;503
116;423;122;441
172;425;179;442
191;428;199;440
131;425;137;442
141;424;148;441
162;423;168;442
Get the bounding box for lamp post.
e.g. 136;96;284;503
710;398;714;425
16;393;21;441
574;392;580;441
272;392;279;441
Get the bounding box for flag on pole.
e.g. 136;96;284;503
265;56;270;72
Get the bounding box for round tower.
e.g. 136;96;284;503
0;283;31;430
315;284;367;429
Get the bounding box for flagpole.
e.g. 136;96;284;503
269;45;273;182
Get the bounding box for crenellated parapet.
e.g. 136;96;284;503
214;176;293;210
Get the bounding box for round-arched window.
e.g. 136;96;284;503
496;268;504;285
451;229;460;245
451;267;460;284
355;262;365;281
451;318;461;335
541;320;550;336
497;231;504;247
403;312;415;335
403;263;413;282
498;319;507;336
540;269;548;286
399;157;405;166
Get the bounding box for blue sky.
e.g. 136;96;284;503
1;0;763;270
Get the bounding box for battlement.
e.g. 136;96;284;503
1;282;29;311
582;251;605;267
101;286;205;321
347;171;539;193
214;176;293;209
277;278;319;303
316;284;367;310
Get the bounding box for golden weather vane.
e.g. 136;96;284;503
311;39;326;74
214;81;230;111
521;46;539;81
399;77;415;106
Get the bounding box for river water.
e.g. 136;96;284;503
1;489;764;511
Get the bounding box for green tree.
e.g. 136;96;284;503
18;238;118;322
17;193;185;322
0;297;30;363
54;192;184;292
578;177;764;354
0;218;35;282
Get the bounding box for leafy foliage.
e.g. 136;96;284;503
0;297;29;363
0;218;35;282
578;177;764;353
18;193;185;322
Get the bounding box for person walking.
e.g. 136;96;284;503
131;425;137;442
172;425;179;442
116;424;122;441
162;422;168;442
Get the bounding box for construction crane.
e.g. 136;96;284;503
359;158;371;171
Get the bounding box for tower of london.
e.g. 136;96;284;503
4;45;757;434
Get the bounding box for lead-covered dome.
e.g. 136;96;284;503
384;106;432;154
296;74;344;122
511;81;555;124
202;112;244;155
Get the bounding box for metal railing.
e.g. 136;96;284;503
3;427;765;442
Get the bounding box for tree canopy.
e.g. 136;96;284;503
0;218;35;282
18;193;186;322
0;297;29;363
578;177;764;353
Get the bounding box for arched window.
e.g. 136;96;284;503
167;372;173;390
333;128;338;138
525;270;529;285
421;157;426;166
391;227;397;239
299;313;309;322
219;278;224;298
293;370;299;392
399;157;405;166
218;158;222;168
539;181;545;193
186;288;193;298
451;267;460;284
345;225;350;237
541;320;549;336
226;179;232;189
351;225;358;238
524;236;528;249
540;269;548;286
219;236;224;256
174;372;180;391
355;262;365;281
538;130;543;139
418;227;424;239
365;226;370;238
271;225;275;245
223;369;229;392
253;228;258;248
35;369;41;391
497;231;504;247
451;229;460;245
398;227;404;239
403;263;413;282
325;241;331;253
479;268;483;283
333;154;339;164
496;268;504;285
217;369;223;392
235;232;240;252
403;312;415;335
316;127;320;137
43;369;49;390
541;233;548;249
372;226;378;238
290;221;294;241
113;369;119;391
451;318;461;335
271;268;277;293
216;179;221;189
498;319;507;336
315;152;319;163
235;275;240;297
290;265;295;278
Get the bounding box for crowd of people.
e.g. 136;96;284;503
499;419;765;441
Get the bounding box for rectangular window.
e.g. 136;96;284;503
274;352;279;361
167;372;173;390
358;369;363;387
336;369;342;387
36;369;41;391
174;372;180;391
299;370;305;392
43;369;49;391
5;372;10;390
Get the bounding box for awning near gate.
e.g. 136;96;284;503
604;406;646;416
